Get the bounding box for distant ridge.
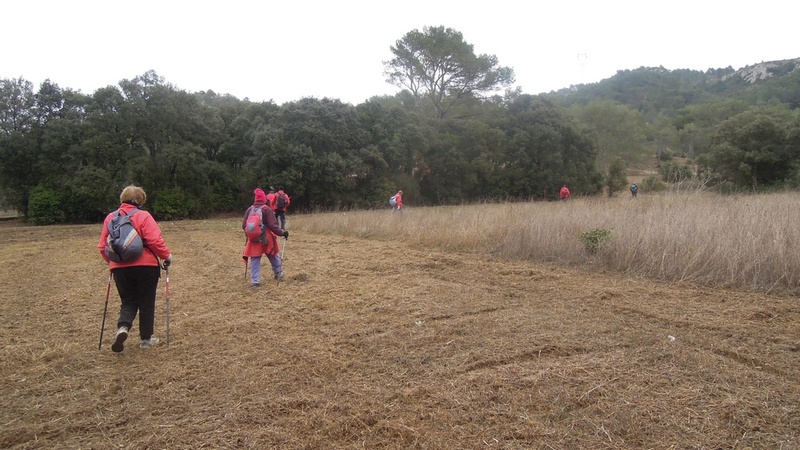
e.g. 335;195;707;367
721;58;800;84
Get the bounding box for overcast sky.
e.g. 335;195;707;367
4;0;798;105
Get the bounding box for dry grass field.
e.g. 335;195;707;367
1;205;799;449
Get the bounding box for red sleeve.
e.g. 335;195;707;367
135;211;171;260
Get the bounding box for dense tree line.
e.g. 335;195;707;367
2;29;798;224
0;70;604;224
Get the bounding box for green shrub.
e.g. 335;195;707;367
657;148;674;162
606;158;628;197
659;161;693;183
151;187;189;221
27;185;65;225
580;228;613;255
641;175;666;192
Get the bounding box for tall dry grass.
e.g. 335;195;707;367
293;191;800;293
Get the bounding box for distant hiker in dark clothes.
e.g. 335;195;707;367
98;185;173;353
271;186;291;230
243;188;289;286
630;183;638;198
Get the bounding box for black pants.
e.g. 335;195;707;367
112;265;160;340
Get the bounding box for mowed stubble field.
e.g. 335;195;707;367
1;216;799;449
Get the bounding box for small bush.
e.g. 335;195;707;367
580;228;613;255
606;158;628;197
657;148;674;162
151;187;190;221
27;185;66;225
659;161;693;183
641;175;666;192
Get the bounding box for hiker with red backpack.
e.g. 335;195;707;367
271;186;291;230
243;188;288;287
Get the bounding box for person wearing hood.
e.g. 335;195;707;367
242;188;288;286
265;187;276;208
559;185;571;202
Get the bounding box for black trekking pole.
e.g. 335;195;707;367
243;236;249;282
164;264;171;347
98;271;112;350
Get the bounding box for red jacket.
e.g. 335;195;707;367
271;190;291;211
241;203;286;258
265;191;276;207
394;192;403;208
560;187;571;198
98;203;171;268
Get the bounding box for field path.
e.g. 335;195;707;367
1;218;799;449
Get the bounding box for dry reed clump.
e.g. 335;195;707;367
297;191;800;293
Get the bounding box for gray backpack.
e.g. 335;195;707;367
105;208;144;262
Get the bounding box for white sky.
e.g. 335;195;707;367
4;0;798;105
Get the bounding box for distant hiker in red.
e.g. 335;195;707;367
391;190;404;212
560;185;571;202
271;186;291;230
243;188;288;286
265;187;276;208
98;185;172;353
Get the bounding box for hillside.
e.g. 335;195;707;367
550;57;800;113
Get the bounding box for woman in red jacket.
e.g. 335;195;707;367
243;188;289;286
392;190;404;211
98;185;173;353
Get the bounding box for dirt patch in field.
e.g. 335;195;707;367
1;218;799;449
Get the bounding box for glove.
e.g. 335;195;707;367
283;231;289;240
164;255;173;267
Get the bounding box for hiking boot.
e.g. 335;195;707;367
111;327;128;353
251;282;260;287
140;337;161;348
274;271;285;280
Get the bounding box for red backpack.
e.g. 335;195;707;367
244;206;267;242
